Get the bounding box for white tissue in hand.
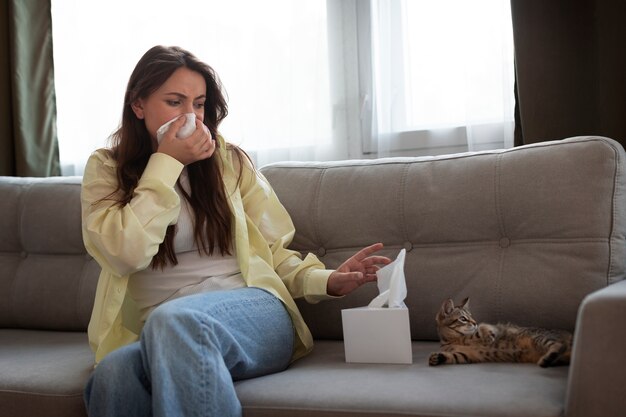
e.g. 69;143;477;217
156;113;196;143
368;248;407;308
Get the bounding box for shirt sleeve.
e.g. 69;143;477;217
81;150;184;277
237;154;337;303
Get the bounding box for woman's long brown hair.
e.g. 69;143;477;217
109;45;245;269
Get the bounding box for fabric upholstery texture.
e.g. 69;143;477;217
0;176;98;330
236;340;568;417
565;279;626;417
1;136;625;417
260;137;626;342
0;330;92;417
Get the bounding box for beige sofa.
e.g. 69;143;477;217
1;136;625;417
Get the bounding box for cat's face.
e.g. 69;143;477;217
436;298;478;338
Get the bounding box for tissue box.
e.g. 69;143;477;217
341;306;412;364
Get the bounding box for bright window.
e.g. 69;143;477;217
51;0;332;174
402;0;514;129
51;0;516;173
365;0;515;155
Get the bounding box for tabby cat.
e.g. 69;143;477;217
429;298;572;367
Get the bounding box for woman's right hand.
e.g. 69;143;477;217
157;116;215;165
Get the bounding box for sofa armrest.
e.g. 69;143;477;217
565;279;626;417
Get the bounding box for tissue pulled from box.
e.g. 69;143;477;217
156;113;196;143
368;248;407;308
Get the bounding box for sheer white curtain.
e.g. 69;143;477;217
52;0;516;173
52;0;347;174
368;0;515;157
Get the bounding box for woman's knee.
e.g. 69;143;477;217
141;299;214;356
144;300;196;337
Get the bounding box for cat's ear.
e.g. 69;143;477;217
442;298;455;315
460;297;470;309
436;298;454;323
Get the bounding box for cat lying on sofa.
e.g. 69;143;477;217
429;298;572;367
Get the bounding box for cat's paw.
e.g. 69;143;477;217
478;325;496;344
539;342;567;367
538;351;560;367
429;352;446;366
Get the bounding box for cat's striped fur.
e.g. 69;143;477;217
429;298;572;367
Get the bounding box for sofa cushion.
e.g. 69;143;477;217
260;137;626;340
0;176;98;330
236;340;569;417
0;329;92;417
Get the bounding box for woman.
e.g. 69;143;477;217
81;45;390;417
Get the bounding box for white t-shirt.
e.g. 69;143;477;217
127;170;246;322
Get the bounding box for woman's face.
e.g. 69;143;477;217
131;66;207;141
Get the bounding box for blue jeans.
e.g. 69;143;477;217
84;287;294;417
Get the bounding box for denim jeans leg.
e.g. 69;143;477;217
84;287;293;417
84;342;151;417
140;287;294;417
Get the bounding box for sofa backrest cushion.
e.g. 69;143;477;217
0;176;98;331
2;136;624;339
260;136;626;340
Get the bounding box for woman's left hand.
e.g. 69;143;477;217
326;243;391;297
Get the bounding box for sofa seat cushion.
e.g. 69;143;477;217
236;340;568;417
0;329;91;417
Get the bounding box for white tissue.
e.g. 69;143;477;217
156;113;196;143
368;248;407;308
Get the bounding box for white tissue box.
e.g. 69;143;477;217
341;306;412;364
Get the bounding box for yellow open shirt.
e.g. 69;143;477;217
81;135;334;364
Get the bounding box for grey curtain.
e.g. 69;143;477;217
511;0;626;148
0;0;60;176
